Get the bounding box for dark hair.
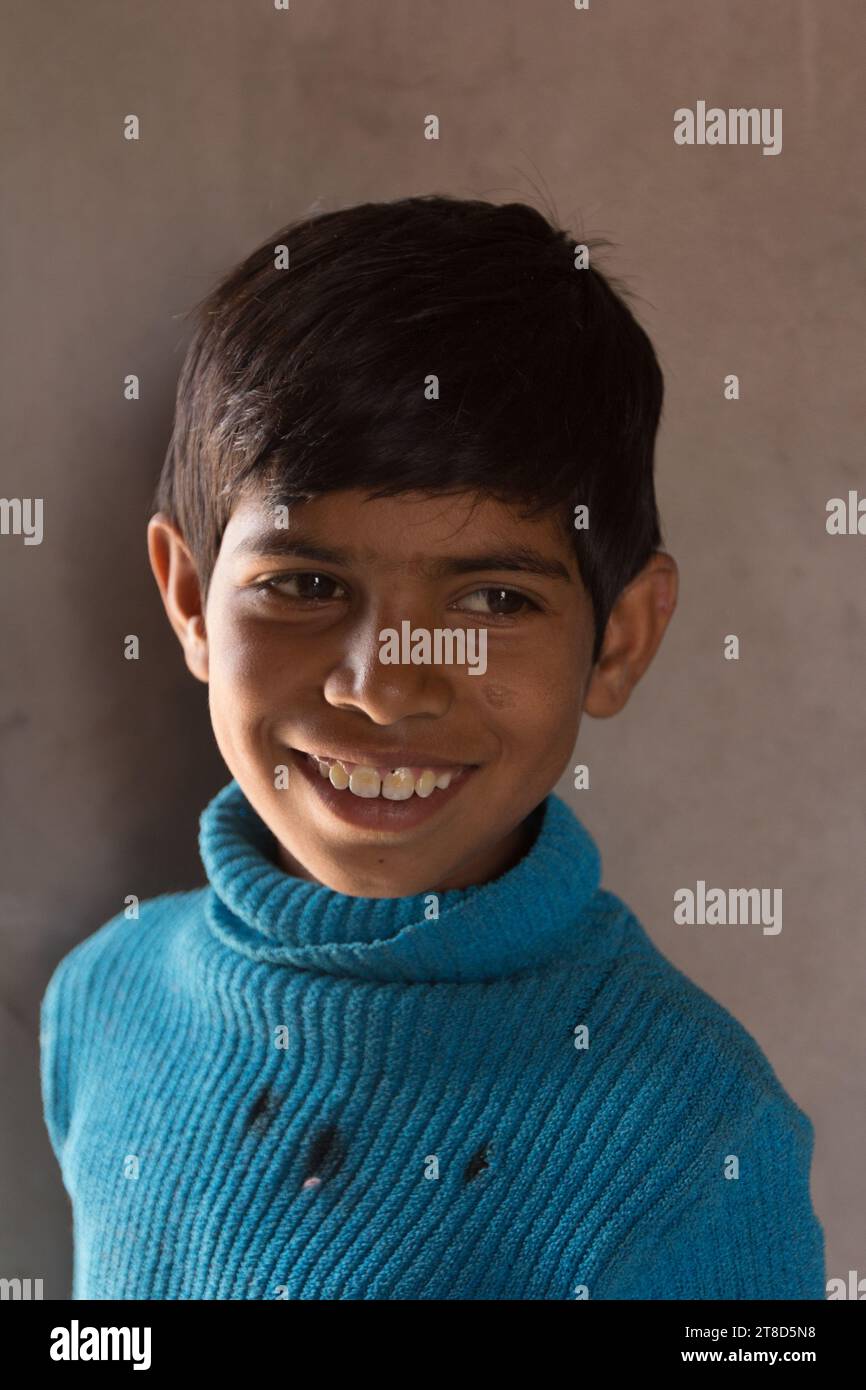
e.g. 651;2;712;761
152;194;664;663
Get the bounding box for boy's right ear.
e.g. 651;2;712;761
146;513;209;683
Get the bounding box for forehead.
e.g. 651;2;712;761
222;486;578;573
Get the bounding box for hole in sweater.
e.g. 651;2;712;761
302;1122;345;1188
248;1085;278;1133
464;1141;493;1182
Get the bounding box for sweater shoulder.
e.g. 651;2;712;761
42;887;208;996
550;893;823;1296
584;888;810;1125
39;887;209;1163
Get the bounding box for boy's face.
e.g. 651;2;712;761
149;486;675;897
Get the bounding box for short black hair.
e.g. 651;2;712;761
153;194;665;663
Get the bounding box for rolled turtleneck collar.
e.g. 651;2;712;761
199;778;605;984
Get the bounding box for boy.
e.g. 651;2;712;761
40;195;825;1299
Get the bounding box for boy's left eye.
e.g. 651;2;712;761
454;587;540;618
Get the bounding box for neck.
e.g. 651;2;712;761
274;802;545;893
199;778;607;983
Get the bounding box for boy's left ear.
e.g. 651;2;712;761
583;552;678;718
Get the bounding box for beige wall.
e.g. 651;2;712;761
3;0;862;1298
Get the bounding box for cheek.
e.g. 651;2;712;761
482;659;581;750
481;683;515;710
481;671;563;718
486;631;582;712
207;613;287;714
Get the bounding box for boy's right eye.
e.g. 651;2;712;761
254;572;347;602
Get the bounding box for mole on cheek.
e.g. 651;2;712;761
482;684;513;709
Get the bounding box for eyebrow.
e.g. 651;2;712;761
232;530;574;583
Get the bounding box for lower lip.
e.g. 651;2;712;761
287;747;480;832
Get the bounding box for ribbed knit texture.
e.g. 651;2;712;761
40;778;825;1300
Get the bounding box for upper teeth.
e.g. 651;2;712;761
307;754;462;800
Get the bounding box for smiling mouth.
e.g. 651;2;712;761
298;751;474;801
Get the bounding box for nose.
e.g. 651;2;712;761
321;608;455;723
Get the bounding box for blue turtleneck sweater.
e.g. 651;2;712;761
40;778;825;1300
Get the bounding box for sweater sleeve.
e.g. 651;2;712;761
39;952;79;1168
593;1092;826;1300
